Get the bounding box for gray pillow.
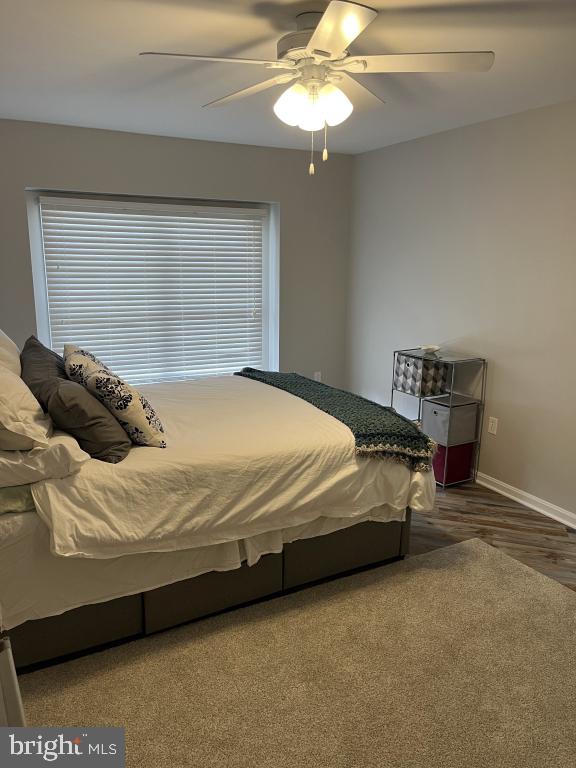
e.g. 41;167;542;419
20;335;67;409
20;337;131;464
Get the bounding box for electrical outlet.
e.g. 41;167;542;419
313;371;322;382
487;416;498;435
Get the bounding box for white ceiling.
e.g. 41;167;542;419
1;0;575;154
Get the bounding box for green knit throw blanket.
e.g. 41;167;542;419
235;368;435;472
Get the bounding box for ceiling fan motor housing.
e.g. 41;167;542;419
277;31;314;61
277;11;324;61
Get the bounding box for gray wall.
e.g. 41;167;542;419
3;105;575;512
349;100;576;511
0;119;353;387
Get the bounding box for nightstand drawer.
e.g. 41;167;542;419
393;353;449;397
422;396;478;446
433;442;476;485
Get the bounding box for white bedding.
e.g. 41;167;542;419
32;376;435;559
0;503;406;630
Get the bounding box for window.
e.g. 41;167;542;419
30;195;278;384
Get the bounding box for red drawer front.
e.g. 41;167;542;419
433;442;475;485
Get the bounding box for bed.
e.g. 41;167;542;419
0;375;435;668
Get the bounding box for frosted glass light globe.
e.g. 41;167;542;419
318;84;353;127
297;95;326;131
273;84;309;127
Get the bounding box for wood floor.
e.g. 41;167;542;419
410;482;576;592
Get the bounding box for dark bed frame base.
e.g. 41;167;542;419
11;514;411;671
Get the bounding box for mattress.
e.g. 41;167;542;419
31;375;436;559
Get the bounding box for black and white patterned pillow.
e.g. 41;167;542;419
64;344;112;386
85;371;166;448
64;345;166;448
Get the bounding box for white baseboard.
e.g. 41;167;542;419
476;472;576;530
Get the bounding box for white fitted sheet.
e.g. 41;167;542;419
31;376;435;559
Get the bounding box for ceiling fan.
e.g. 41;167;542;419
140;0;495;174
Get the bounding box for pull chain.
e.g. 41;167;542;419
322;123;328;162
309;130;315;176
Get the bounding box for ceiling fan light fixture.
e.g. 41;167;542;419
273;81;352;131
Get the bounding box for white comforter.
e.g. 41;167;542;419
32;375;435;558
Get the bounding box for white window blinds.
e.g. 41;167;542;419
37;196;274;384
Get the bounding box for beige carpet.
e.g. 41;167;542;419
20;539;576;767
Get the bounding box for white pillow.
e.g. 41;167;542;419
0;367;52;450
0;432;90;488
65;345;166;448
0;328;21;376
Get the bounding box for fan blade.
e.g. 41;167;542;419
337;73;386;109
139;52;294;69
336;51;495;74
306;1;378;60
203;73;298;107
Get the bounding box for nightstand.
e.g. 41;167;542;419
391;349;487;487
